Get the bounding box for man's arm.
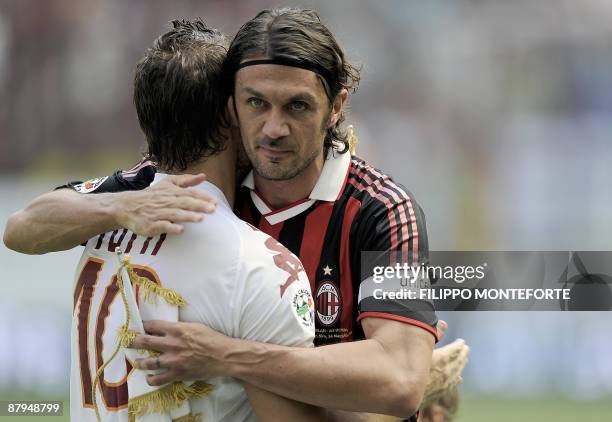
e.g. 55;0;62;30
3;174;215;254
133;317;434;418
244;383;327;421
236;317;434;417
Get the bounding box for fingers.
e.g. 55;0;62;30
132;358;185;386
175;196;216;213
130;333;172;352
436;319;448;341
154;181;216;209
146;370;182;386
155;177;217;213
143;320;180;336
157;209;204;224
147;221;184;236
182;187;217;211
128;321;182;350
142;207;210;236
119;174;218;237
133;355;167;371
170;173;207;188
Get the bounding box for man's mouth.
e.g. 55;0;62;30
258;145;294;158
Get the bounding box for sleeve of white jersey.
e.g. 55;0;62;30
238;259;315;348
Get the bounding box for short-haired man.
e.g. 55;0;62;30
4;8;468;421
38;19;323;422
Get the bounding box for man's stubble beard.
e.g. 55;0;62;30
251;144;322;181
243;109;331;181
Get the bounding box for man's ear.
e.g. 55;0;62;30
227;96;238;127
327;88;348;128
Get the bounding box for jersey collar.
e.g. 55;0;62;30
241;147;351;224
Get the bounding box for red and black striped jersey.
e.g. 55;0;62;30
60;152;438;346
237;150;437;345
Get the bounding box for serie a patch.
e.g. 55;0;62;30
73;176;109;193
293;288;315;327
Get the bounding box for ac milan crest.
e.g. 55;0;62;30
316;281;341;326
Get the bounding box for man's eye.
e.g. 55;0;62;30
247;98;264;108
290;101;308;112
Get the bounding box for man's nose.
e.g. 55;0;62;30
262;109;290;139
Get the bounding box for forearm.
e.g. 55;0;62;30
225;338;424;417
3;189;119;254
326;409;401;422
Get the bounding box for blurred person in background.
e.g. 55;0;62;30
418;386;459;422
4;7;468;421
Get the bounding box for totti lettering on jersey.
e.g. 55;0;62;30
89;229;167;256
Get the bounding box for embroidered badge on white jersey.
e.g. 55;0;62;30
293;288;315;328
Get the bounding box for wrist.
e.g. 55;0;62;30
105;192;128;229
220;337;268;381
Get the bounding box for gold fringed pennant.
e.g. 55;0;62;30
92;253;135;422
95;250;207;422
173;413;202;422
118;321;164;358
347;125;358;155
128;381;213;422
127;267;187;307
118;325;138;348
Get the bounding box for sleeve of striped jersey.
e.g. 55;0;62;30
54;161;156;194
352;191;438;341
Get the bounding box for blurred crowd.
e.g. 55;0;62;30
2;0;612;249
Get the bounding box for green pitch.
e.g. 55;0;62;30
458;396;612;422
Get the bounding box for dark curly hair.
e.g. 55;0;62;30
223;8;360;154
134;19;229;172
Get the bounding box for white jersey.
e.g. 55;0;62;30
70;174;315;421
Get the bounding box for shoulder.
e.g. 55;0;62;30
179;205;245;255
181;209;294;271
345;156;425;222
234;221;296;269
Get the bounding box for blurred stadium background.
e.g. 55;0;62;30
1;0;612;420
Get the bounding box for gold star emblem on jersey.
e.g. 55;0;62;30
323;265;333;276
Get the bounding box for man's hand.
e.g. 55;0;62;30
130;320;232;385
422;338;469;408
436;320;448;341
3;173;217;254
113;173;217;237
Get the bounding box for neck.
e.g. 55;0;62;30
254;152;324;209
174;145;237;208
